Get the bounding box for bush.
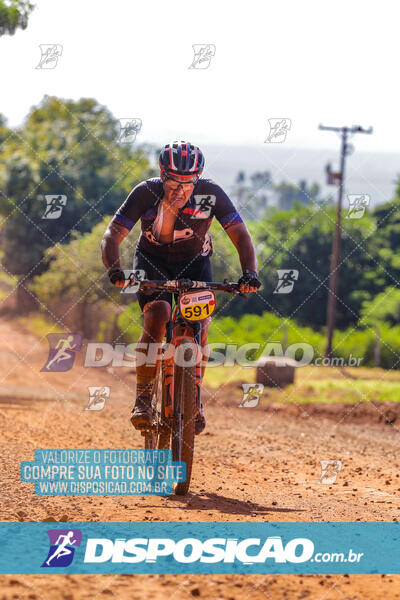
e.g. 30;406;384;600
208;312;400;370
117;302;143;343
208;311;326;362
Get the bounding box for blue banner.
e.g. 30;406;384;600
0;522;399;574
20;449;185;496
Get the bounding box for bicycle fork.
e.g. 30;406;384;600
162;320;203;459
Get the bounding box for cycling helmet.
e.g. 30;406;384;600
159;141;205;181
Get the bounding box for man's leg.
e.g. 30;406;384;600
131;300;171;428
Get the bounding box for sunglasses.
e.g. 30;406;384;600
162;174;199;188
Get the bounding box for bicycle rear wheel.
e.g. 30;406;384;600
172;339;197;495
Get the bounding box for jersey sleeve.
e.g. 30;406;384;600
112;181;153;231
211;182;244;231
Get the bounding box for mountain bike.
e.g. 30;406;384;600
136;278;245;495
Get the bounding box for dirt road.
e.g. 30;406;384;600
1;317;400;598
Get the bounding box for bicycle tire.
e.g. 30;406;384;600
172;339;197;495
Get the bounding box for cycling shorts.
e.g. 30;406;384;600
133;248;213;311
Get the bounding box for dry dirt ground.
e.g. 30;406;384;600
1;316;400;598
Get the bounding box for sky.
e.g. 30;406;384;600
1;0;399;153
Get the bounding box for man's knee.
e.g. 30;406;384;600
143;300;171;324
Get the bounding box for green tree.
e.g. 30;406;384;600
0;113;11;147
0;96;152;308
372;185;400;290
360;287;400;326
0;0;34;36
30;216;141;337
237;203;382;329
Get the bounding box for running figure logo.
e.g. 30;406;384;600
192;195;216;219
118;119;142;144
346;194;370;219
85;386;110;411
41;334;82;372
239;383;264;408
274;269;299;294
36;44;63;69
42;529;82;567
318;459;343;485
42;195;67;219
265;118;292;143
120;269;145;294
189;44;216;69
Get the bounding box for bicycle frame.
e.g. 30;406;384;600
137;278;244;434
161;296;203;428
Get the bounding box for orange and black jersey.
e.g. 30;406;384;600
112;177;243;263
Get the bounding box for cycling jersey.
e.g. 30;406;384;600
112;177;243;263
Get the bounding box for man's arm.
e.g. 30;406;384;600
209;180;260;292
224;222;260;293
224;222;257;273
101;220;130;270
102;180;157;270
208;181;256;270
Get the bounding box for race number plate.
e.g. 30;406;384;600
179;290;216;321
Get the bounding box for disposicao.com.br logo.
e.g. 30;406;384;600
84;535;314;564
82;536;364;567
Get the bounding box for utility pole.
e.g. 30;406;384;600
319;124;373;358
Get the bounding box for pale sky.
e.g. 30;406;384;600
0;0;399;153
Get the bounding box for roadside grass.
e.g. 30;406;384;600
203;365;400;404
203;364;248;388
285;378;400;404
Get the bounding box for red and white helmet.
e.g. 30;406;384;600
159;141;205;181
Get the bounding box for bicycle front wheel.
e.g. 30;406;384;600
172;339;197;496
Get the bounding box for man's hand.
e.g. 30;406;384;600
108;268;126;288
238;269;261;293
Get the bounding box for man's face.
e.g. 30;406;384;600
163;174;197;206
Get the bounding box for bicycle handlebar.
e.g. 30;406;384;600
137;278;246;296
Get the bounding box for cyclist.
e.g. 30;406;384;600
101;141;261;434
